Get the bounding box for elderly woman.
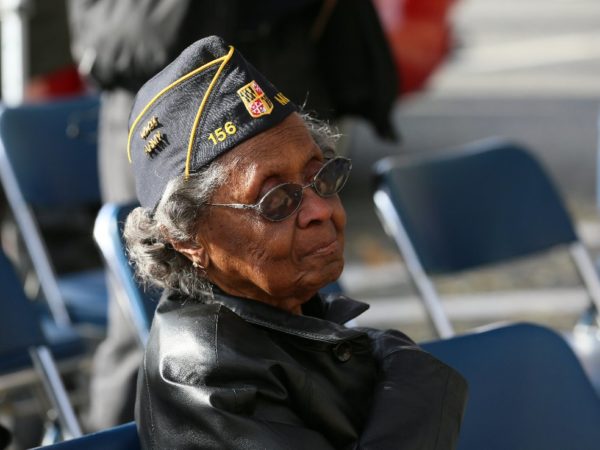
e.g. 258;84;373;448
125;36;467;449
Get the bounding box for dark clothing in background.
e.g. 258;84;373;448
68;0;396;138
138;289;467;449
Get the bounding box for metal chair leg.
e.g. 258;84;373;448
29;346;82;440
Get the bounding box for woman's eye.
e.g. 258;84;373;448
257;180;280;202
305;161;324;182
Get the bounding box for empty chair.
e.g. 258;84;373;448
421;322;600;450
33;421;139;450
372;138;600;338
0;248;84;444
0;96;107;329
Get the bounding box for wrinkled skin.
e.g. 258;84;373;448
175;113;346;314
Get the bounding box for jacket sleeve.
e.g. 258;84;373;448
137;369;336;450
356;329;468;450
67;0;223;91
136;305;336;450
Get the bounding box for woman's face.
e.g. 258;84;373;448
191;114;346;313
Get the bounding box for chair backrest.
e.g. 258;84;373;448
373;138;577;274
33;422;139;450
0;96;100;207
421;322;600;450
0;96;102;325
370;137;600;337
93;203;159;345
0;250;47;364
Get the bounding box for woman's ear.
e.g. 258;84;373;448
171;240;210;269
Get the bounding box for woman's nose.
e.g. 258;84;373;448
296;187;334;227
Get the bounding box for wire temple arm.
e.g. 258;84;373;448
208;202;257;211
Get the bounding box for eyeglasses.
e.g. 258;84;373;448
208;156;352;221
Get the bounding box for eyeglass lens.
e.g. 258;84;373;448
257;157;351;221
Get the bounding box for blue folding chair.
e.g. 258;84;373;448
33;421;139;450
421;322;600;450
373;138;600;339
93;203;160;345
0;96;107;330
0;248;84;443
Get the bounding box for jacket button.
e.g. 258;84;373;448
332;342;352;362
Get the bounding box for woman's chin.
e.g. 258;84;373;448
303;257;345;293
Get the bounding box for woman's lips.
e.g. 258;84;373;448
303;238;340;257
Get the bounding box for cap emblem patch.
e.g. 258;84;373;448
237;80;273;118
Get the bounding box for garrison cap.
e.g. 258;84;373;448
127;35;297;209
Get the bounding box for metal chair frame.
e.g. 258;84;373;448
93;203;154;346
0;248;83;441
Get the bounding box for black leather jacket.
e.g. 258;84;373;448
135;288;467;449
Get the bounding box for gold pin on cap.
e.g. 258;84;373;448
144;131;164;155
140;116;159;140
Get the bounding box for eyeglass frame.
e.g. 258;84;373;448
207;156;352;222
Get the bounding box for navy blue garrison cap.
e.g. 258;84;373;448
127;35;297;209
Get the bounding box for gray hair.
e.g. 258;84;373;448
124;113;339;297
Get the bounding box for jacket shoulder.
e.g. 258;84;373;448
146;299;275;383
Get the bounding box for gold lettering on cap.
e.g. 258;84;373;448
144;131;164;155
140;116;159;140
274;92;290;106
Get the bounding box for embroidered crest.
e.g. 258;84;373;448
237;81;273;118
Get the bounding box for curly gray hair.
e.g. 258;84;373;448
124;113;339;298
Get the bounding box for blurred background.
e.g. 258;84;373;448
341;0;600;341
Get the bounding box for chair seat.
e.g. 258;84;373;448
421;323;600;450
0;318;85;375
57;269;108;327
40;317;87;361
33;421;140;449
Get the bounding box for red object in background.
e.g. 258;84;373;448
25;64;87;101
373;0;456;95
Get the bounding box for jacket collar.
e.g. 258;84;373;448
195;287;370;343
